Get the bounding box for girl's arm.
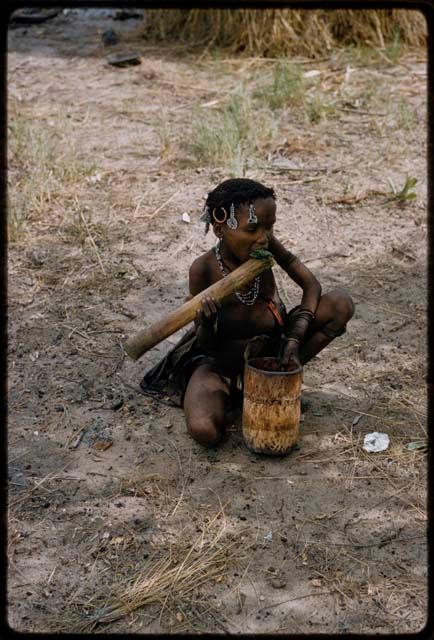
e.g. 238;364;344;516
269;236;321;367
269;235;321;313
189;256;220;352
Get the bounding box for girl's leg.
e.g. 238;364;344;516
299;289;355;365
183;363;234;448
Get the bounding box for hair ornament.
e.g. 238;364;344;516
248;202;258;224
226;202;238;230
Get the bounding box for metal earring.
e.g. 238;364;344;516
248;203;258;224
226;202;238;230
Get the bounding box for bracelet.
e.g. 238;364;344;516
296;308;315;321
286;336;300;343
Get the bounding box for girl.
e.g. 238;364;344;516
141;178;354;447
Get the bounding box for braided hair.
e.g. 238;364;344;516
201;178;276;233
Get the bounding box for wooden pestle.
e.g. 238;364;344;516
124;255;273;361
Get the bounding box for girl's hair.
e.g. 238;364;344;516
205;178;276;215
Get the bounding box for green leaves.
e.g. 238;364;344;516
406;441;427;451
249;248;274;262
389;175;417;203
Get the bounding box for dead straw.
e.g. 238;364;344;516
9;462;73;507
141;9;427;58
78;210;106;275
74;511;244;632
138;190;180;219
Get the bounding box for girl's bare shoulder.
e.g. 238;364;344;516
189;249;216;292
189;249;215;276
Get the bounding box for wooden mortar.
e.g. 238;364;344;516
243;357;302;456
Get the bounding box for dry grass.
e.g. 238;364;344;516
64;508;246;633
141;9;426;58
8;113;95;242
255;61;305;109
186;85;278;175
182;45;425;171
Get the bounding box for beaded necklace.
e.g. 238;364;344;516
214;242;260;306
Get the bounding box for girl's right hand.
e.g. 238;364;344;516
195;295;220;330
281;338;301;371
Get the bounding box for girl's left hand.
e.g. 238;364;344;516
281;339;301;371
196;296;220;330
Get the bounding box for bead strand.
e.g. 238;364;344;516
214;242;260;306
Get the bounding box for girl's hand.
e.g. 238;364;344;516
195;295;220;330
281;338;301;371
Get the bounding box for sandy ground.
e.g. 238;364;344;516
7;9;428;634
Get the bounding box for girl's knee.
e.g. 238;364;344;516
318;290;354;338
187;418;223;448
328;290;355;323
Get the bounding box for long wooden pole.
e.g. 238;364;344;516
124;256;273;361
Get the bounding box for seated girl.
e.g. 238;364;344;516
141;178;354;448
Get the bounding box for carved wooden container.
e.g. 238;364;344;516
243;357;302;456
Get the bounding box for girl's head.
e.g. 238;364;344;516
201;178;277;263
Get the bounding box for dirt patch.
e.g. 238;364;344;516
7;9;427;634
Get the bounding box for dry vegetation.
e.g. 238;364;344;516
141;8;427;57
7;8;427;635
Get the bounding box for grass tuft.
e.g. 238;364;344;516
8;115;95;242
186;86;277;174
384;27;403;63
305;94;335;124
255;61;304;110
389;175;417;203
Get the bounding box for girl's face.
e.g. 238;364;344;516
217;196;276;264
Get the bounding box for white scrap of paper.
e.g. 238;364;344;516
363;432;390;453
182;213;191;223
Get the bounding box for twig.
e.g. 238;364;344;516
135;386;179;407
42;475;84;481
391;246;416;261
260;590;332;611
286;176;323;185
262;164;347;173
389;319;412;332
65;325;91;341
326;189;389;205
333;405;418;428
79;210;106;275
139;190;180;219
9;462;73;507
172;232;196;258
133;193;147;218
47;566;57;584
113;378;158;401
354;296;419;320
68;430;85;449
87;329;125;335
107;341;126;377
336;106;387;117
8;450;30;464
